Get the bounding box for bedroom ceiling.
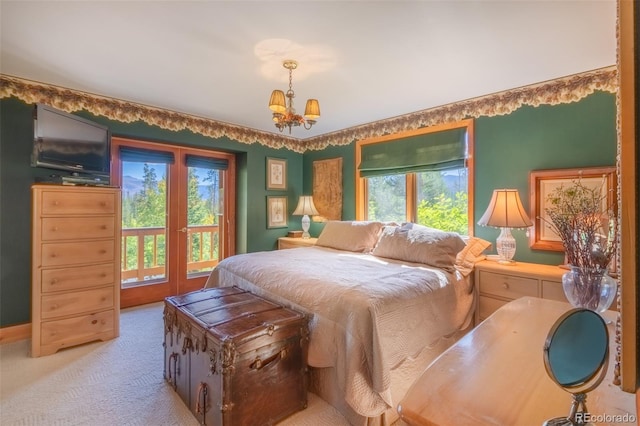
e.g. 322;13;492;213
0;1;617;140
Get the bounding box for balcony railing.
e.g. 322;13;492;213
121;225;219;284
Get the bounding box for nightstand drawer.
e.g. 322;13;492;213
479;271;537;299
278;237;317;249
541;280;567;303
478;296;508;320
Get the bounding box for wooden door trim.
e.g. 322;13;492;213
111;137;236;307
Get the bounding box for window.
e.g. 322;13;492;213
356;119;474;235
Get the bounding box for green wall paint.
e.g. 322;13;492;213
0;97;302;326
302;144;355;237
0;91;616;327
474;92;616;264
301;91;616;267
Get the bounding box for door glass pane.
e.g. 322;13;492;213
416;168;468;234
366;174;406;223
121;161;168;287
186;166;222;278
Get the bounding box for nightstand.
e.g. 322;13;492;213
277;237;318;250
474;260;566;323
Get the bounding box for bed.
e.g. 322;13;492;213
204;221;489;425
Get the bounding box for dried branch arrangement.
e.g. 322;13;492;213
542;177;618;271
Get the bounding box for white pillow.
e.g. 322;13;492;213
316;221;384;253
455;236;492;276
372;224;466;272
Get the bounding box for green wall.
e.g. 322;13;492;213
302;91;617;267
0;91;616;327
0;97;303;327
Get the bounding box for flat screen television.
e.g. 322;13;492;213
32;103;111;184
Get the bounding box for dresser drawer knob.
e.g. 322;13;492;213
91;319;98;325
51;278;58;285
52;226;58;232
502;283;510;290
99;249;107;254
101;225;107;230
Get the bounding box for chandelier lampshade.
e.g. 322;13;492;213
269;90;286;113
304;99;320;120
268;60;320;134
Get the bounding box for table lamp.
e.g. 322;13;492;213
477;189;532;264
292;195;319;239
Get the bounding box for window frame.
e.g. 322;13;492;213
355;119;475;235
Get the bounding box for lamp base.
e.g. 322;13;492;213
301;215;311;239
496;227;516;263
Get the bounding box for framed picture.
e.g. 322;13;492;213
266;157;287;190
267;196;288;228
528;166;616;251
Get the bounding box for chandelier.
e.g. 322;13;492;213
268;60;320;134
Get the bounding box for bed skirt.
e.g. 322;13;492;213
309;326;471;426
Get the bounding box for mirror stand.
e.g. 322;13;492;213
543;391;591;426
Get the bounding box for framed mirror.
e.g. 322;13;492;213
543;309;609;425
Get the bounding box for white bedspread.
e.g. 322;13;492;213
204;246;474;416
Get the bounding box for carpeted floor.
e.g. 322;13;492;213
0;302;350;426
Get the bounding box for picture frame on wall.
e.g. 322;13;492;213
528;166;616;252
266;157;287;190
267;196;288;229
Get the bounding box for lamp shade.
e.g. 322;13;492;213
478;189;532;229
293;195;319;216
304;99;321;120
269;90;286;113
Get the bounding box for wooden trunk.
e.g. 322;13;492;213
164;287;309;425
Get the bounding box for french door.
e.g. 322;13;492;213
111;137;235;307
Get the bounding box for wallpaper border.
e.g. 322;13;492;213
1;66;616;153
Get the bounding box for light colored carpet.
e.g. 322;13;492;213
0;302;350;426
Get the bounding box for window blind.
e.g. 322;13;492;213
185;154;228;170
358;127;466;177
119;146;175;164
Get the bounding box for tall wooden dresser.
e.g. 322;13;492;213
31;184;121;357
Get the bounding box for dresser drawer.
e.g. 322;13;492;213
41;286;114;320
41;240;115;267
40;310;115;347
41;191;116;215
478;271;537;299
41;264;115;293
41;216;115;241
541;280;568;303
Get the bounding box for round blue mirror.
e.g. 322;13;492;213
543;308;609;426
545;309;608;387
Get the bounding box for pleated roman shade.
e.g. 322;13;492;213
358;127;467;177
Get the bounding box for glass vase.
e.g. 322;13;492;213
562;266;617;313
